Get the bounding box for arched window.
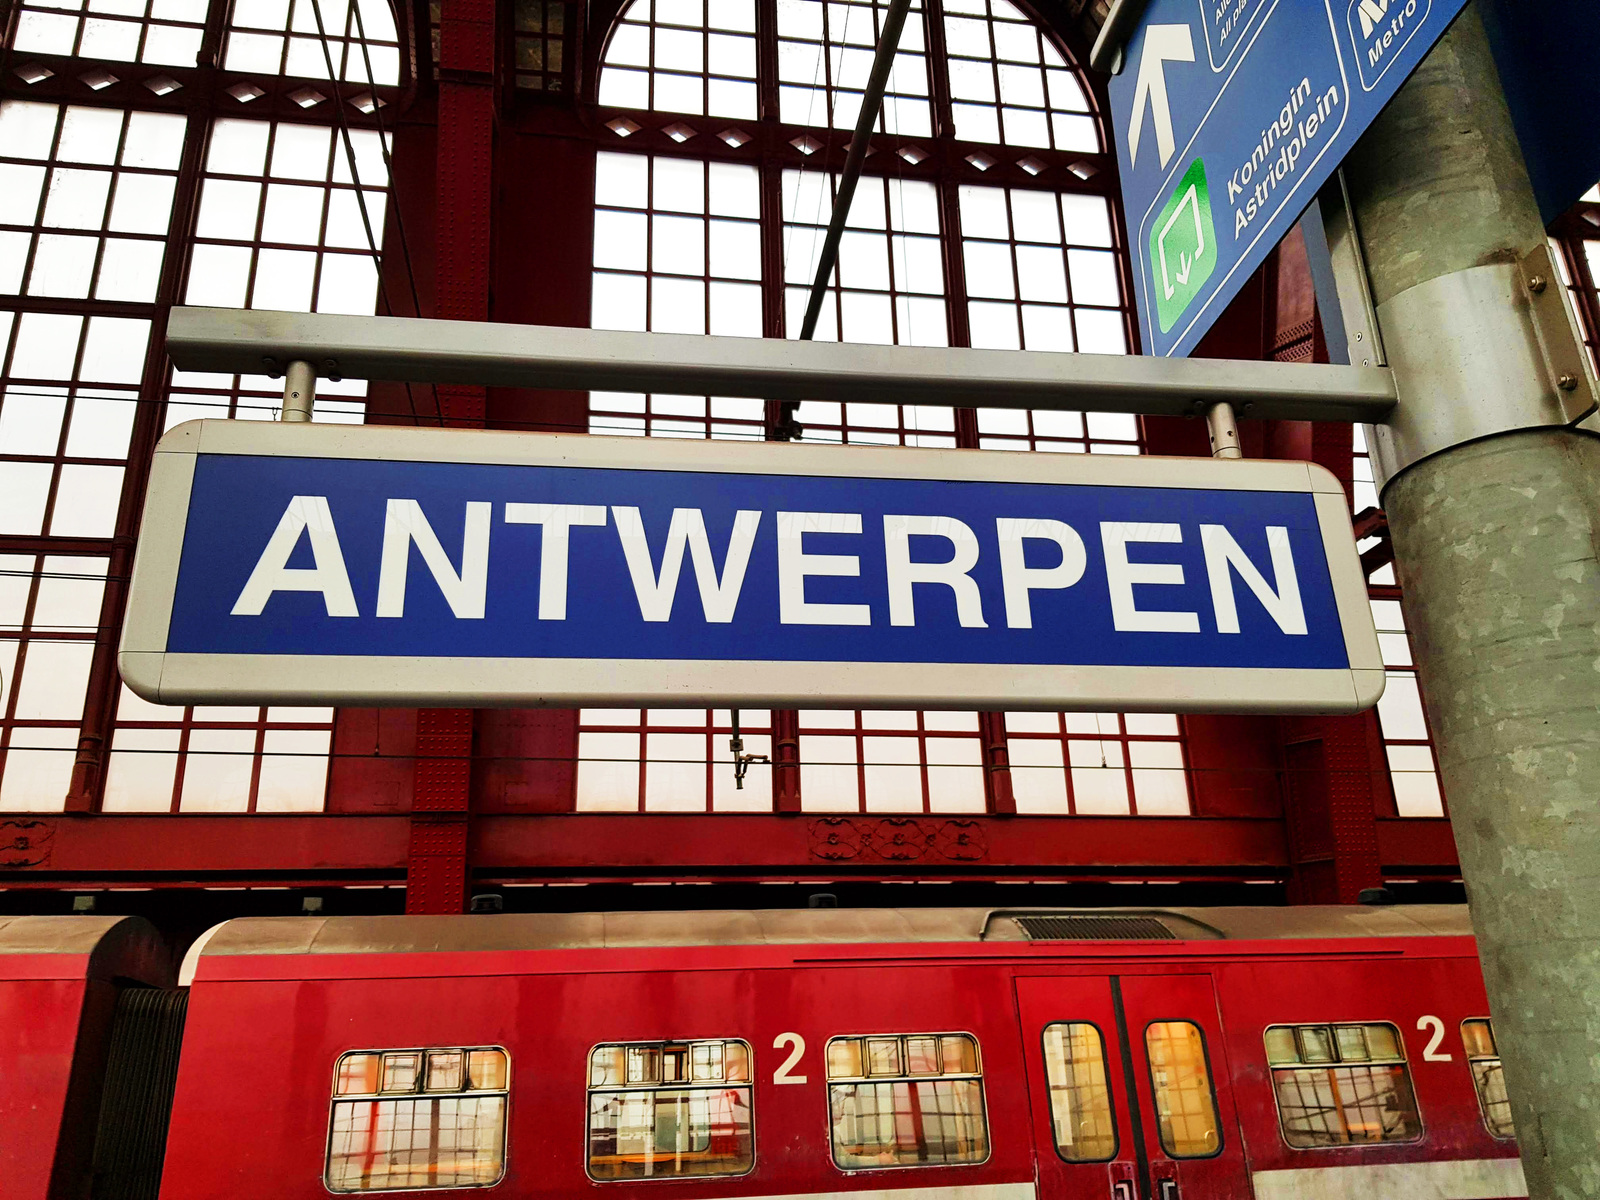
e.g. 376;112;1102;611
223;0;401;86
576;0;1191;816
0;0;405;813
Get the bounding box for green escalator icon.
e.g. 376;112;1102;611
1149;158;1217;333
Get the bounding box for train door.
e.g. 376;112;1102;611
1014;974;1252;1200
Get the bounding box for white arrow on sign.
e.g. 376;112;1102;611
1128;23;1195;171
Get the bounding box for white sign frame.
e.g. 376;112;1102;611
120;420;1384;713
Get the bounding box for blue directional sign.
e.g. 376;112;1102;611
1109;0;1470;358
1477;0;1600;223
120;422;1381;713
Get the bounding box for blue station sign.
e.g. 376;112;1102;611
120;422;1382;713
1109;0;1470;358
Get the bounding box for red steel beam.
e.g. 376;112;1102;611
403;0;496;912
0;812;1460;885
467;813;1293;873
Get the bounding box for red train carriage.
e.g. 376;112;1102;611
0;914;174;1200
156;906;1523;1200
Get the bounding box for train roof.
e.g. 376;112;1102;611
188;904;1474;969
0;915;174;986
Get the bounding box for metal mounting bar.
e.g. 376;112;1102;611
282;359;316;422
1089;0;1151;74
166;307;1399;422
1205;401;1242;458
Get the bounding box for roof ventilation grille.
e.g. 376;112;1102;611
1014;915;1176;941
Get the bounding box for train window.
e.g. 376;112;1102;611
587;1039;754;1180
825;1033;989;1170
1264;1022;1422;1148
325;1046;509;1192
1041;1023;1117;1162
1462;1019;1515;1140
1144;1022;1222;1158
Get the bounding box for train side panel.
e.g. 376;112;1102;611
161;955;1038;1200
0;916;173;1200
159;930;1528;1200
0;974;94;1199
1211;946;1526;1198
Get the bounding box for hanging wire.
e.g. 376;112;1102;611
307;0;429;426
347;0;444;433
0;384;607;432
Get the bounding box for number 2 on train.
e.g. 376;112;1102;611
773;1032;808;1083
1417;1014;1453;1061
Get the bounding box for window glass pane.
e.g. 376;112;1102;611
1363;1023;1401;1061
327;1047;509;1192
829;1079;988;1168
598;0;757;116
904;1035;940;1075
1262;1026;1298;1065
14;639;93;720
178;727;255;812
101;726;180;811
1266;1024;1422;1148
828;1037;864;1078
1462;1019;1496;1059
588;1088;754;1178
1376;673;1429;741
0;726;77;811
1334;1025;1370;1062
587;1040;754;1180
662;1045;691;1083
336;1053;382;1095
695;1041;726;1080
382;1052;420;1092
328;1097;507;1190
224;0;400;83
426;1050;465;1092
1297;1025;1335;1063
628;1045;661;1083
827;1033;988;1169
723;1042;749;1082
1270;1064;1421;1147
1042;1023;1116;1162
591;1046;626;1087
1462;1020;1514;1140
774;0;929;134
867;1036;903;1076
785;172;950;360
591;154;765;443
1144;1022;1220;1158
940;1034;978;1075
1469;1059;1515;1141
940;0;1093;151
9;0;209;68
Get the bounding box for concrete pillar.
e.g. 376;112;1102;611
1340;7;1600;1194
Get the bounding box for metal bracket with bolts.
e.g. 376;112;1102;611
730;711;770;791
